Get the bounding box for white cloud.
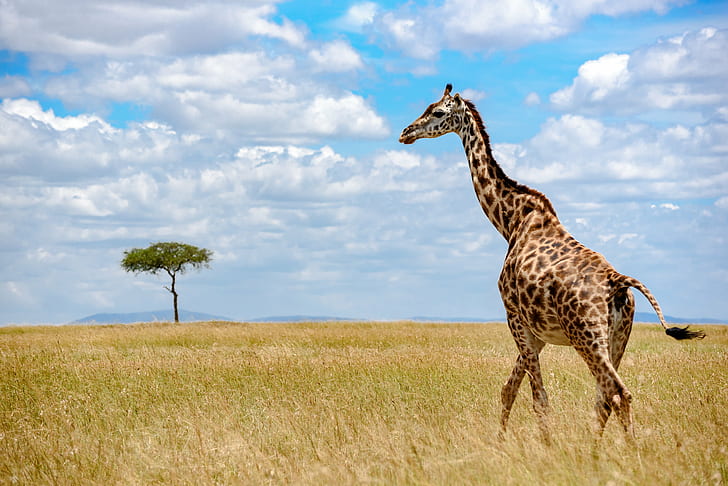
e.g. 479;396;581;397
617;233;640;246
499;114;728;203
148;91;388;142
334;2;379;31
0;75;31;98
371;0;686;58
43;185;127;217
2;98;114;132
651;203;680;210
374;150;421;170
550;53;630;107
550;27;728;115
2;0;380;145
302;94;387;138
37;43;380;143
0;99;184;179
460;89;486;102
379;13;439;60
44;52;300;107
524;92;542;106
155;52;296;93
441;0;570;49
0;1;306;60
4;281;35;307
309;40;364;72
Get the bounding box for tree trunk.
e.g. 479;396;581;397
166;271;179;323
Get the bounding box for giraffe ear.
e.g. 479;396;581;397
453;93;463;103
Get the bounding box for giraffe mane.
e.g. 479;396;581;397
462;98;557;217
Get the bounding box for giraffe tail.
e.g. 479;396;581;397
612;274;706;340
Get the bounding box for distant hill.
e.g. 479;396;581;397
633;312;727;325
248;315;358;322
72;313;360;325
409;316;504;323
71;310;235;324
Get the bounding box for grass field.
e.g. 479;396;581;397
1;320;726;484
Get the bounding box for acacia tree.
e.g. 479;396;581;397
121;242;213;323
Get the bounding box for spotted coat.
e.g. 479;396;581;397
399;84;705;440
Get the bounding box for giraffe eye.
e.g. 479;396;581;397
433;110;446;118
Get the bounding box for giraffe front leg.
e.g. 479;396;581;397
500;354;527;439
525;353;551;444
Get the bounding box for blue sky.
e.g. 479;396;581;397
1;0;727;324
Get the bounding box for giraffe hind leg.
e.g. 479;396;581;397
594;291;635;438
613;388;634;439
595;389;612;435
594;388;633;438
575;338;635;439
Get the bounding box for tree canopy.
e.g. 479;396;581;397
121;242;213;322
121;242;212;276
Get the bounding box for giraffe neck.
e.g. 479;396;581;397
458;102;555;242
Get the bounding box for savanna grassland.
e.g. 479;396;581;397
1;320;726;485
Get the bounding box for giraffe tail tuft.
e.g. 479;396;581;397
665;326;706;340
613;273;706;340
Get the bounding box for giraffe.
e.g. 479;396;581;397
399;84;705;441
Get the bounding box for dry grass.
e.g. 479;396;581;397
1;321;726;484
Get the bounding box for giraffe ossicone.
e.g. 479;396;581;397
399;84;705;441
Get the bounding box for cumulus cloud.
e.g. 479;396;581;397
440;0;572;49
301;94;387;138
550;27;728;115
2;98;114;132
0;1;306;60
0;99;184;180
502;114;728;203
39;55;386;143
334;2;379;32
309;40;364;72
2;0;382;145
30;43;382;145
0;107;452;236
550;53;631;108
378;12;439;60
370;0;686;58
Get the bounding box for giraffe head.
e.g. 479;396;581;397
399;83;466;144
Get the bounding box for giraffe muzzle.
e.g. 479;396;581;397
399;126;417;144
